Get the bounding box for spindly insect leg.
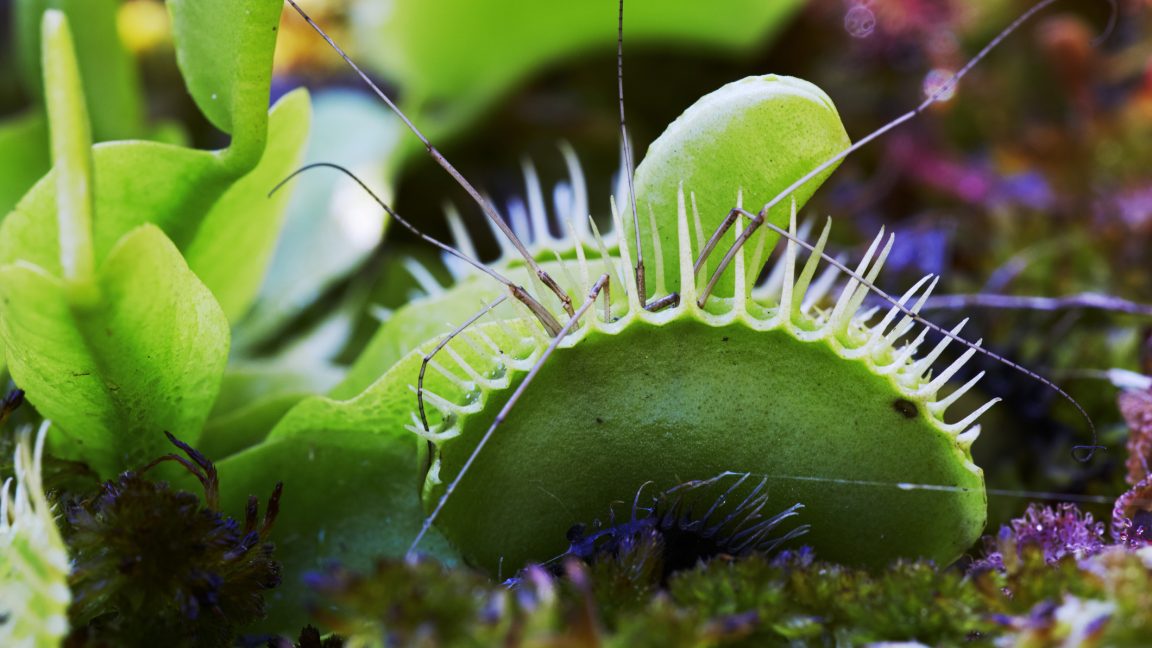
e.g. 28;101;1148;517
682;0;1112;458
697;0;1116;306
417;295;510;433
408;273;612;559
270;162;565;336
616;0;646;310
282;0;576;327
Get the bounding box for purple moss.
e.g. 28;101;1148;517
971;503;1107;572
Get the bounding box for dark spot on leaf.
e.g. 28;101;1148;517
595;417;604;424
893;399;917;419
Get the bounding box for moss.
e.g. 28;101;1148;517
62;434;283;647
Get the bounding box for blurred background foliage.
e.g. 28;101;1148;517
1;0;1150;559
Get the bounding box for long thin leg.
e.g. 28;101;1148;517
417;295;510;432
270;162;564;336
282;0;575;320
616;0;645;309
407;273;612;558
920;292;1152;317
696;0;1117;306
693;208;743;279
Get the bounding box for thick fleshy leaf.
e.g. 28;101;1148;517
0;0;286;277
197;357;342;460
14;0;145;141
0;225;230;477
168;0;283;168
235;90;401;349
212;428;454;633
200;344;460;631
0;142;229;274
0;111;50;217
185;88;313;323
350;0;804;136
632;75;851;299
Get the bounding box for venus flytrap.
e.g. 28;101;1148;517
228;2;1109;629
272;1;1112;577
0;0;145;218
0;10;232;478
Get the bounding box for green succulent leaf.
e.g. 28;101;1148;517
213;427;454;633
185;88;313;324
632;75;851;300
350;0;804;138
0;142;229;275
167;0;283;169
0;224;229;477
0;0;289;313
197;359;342;461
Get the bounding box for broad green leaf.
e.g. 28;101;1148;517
198;357;342;460
350;0;804;136
200;392;309;461
0;225;230;477
0;142;230;274
185;88;313;323
212;428;454;633
0;0;285;276
168;0;283;168
633;75;850;300
202;345;458;631
0;111;50;217
14;0;145;141
235;90;401;349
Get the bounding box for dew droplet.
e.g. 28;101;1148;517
922;69;958;103
844;4;876;39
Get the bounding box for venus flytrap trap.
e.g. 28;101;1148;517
273;0;1104;588
0;0;1124;640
